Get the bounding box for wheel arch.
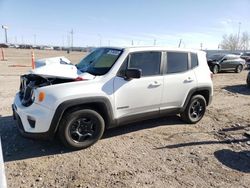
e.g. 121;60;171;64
181;87;212;112
48;97;115;137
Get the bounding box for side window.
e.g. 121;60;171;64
129;52;161;76
166;52;188;73
224;55;235;60
191;53;198;69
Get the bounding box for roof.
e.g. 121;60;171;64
100;46;203;54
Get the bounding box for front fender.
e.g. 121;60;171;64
48;97;115;135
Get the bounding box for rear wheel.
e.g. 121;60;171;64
235;64;243;73
59;109;105;150
212;65;219;74
181;95;206;124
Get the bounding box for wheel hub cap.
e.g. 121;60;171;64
70;118;95;143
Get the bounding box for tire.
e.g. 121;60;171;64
181;95;206;124
235;64;243;73
247;76;250;88
58;109;105;150
212;65;219;74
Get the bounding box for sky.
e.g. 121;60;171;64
0;0;250;49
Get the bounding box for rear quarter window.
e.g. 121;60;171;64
191;53;198;69
166;52;188;73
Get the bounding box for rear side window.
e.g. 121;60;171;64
166;52;188;73
225;55;237;60
129;52;161;76
191;53;198;69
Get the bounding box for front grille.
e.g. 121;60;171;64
19;75;34;107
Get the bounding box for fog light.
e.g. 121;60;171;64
27;116;36;128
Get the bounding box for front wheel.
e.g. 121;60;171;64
181;95;206;124
58;109;105;150
235;64;243;73
212;65;219;74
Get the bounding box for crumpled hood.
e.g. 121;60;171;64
29;56;95;80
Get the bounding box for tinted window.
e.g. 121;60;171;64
117;57;128;77
224;55;238;60
129;52;161;76
191;53;198;68
166;52;188;73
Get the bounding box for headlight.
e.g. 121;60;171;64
31;89;36;103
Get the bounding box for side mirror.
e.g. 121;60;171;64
125;68;142;79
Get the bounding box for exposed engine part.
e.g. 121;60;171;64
19;74;74;107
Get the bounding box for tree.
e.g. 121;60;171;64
220;32;250;51
240;32;249;50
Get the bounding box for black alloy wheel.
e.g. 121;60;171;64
59;109;105;150
181;95;206;124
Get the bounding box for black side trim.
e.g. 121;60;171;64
117;110;159;126
116;108;181;127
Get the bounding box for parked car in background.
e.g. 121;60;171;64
207;54;245;74
247;71;250;87
241;52;250;69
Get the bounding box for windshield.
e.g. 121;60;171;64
76;48;122;75
208;54;224;61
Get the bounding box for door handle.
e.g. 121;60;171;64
149;81;161;87
184;77;194;83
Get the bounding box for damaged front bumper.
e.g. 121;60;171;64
12;94;56;140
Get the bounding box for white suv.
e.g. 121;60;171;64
13;47;213;149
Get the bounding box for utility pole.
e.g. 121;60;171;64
62;35;65;47
2;25;8;44
131;40;134;46
200;43;203;50
33;34;36;46
67;34;70;47
153;38;156;46
98;34;102;47
178;39;182;48
70;29;74;50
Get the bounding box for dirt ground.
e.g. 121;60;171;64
0;48;250;188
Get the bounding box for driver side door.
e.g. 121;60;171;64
113;51;163;124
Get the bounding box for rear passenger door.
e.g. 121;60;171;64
160;52;197;111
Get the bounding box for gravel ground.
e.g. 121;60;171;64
0;49;250;188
